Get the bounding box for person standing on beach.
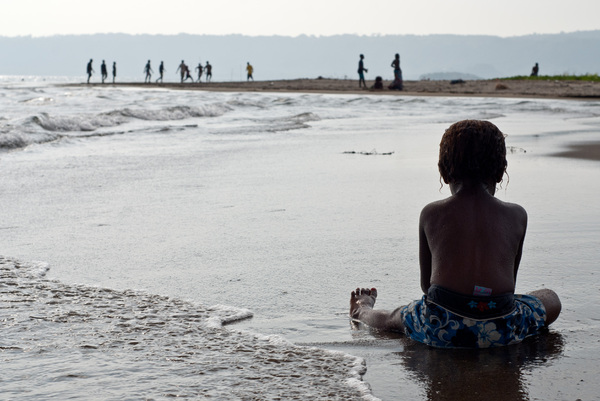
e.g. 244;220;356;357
86;59;94;84
205;61;212;82
350;120;561;348
389;53;403;90
531;62;539;77
246;62;254;81
112;62;117;83
196;62;204;82
156;61;165;83
357;54;368;88
100;60;108;84
144;60;153;83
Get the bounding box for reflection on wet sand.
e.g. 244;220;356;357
352;322;564;401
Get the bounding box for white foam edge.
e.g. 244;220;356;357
248;332;380;401
1;256;50;279
205;304;254;328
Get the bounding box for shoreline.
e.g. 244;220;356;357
66;78;600;100
63;78;600;162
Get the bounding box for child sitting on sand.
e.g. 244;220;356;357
350;120;561;348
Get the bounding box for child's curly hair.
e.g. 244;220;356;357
438;120;507;184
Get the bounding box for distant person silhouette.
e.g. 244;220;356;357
196;63;203;82
530;62;539;77
389;53;403;90
156;61;165;83
86;59;94;84
184;64;194;82
357;54;368;88
373;76;384;90
101;60;108;84
246;62;254;81
112;62;117;83
176;60;187;83
144;60;153;83
205;61;212;82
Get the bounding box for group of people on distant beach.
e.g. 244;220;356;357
358;55;542;90
87;59;116;84
85;59;215;84
173;60;213;83
358;53;404;91
86;56;544;87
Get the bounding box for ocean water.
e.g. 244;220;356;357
1;78;599;400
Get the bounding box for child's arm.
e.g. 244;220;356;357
419;208;433;294
513;212;527;282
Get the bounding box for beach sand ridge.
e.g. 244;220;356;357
78;78;600;99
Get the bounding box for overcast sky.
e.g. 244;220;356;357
2;0;599;37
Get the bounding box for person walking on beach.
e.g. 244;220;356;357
183;64;194;82
357;54;368;88
196;62;204;82
86;59;94;84
350;120;561;348
205;61;212;82
156;61;165;83
389;53;403;90
100;60;108;84
112;62;117;83
246;62;254;81
531;62;539;77
144;60;153;83
176;60;187;83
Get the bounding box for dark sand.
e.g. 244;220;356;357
551;142;600;161
80;78;600;99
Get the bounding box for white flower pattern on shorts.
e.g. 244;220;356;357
400;294;547;348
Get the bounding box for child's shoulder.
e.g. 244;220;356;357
419;195;527;223
419;198;451;222
499;198;528;223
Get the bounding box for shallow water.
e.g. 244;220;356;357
1;80;599;399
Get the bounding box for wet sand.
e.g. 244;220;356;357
551;142;600;161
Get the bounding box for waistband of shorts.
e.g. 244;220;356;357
426;285;516;319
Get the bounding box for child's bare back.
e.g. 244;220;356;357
350;120;560;348
419;180;527;296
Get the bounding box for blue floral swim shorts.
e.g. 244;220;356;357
399;287;547;348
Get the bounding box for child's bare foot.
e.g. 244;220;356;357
350;287;378;319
